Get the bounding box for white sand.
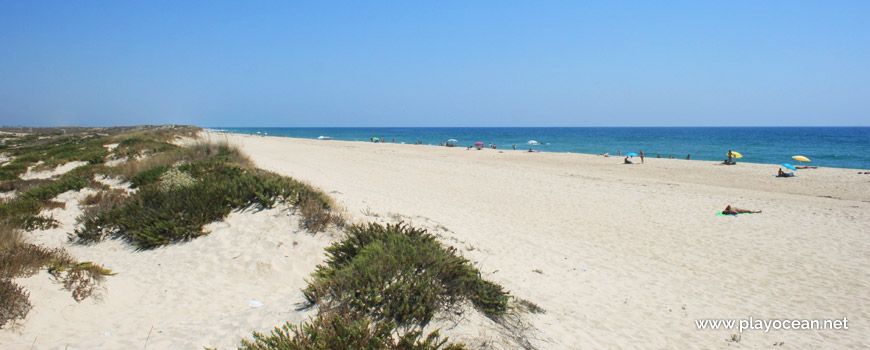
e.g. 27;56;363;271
3;133;868;349
20;161;89;180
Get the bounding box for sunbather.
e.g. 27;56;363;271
777;168;795;177
722;205;761;215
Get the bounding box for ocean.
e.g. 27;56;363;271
214;127;870;170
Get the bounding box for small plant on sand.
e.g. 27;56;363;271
0;279;31;328
304;222;510;327
157;167;197;191
237;311;466;350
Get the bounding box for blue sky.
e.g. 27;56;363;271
1;1;867;127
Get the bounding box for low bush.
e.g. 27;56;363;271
304;223;510;327
0;242;57;279
0;280;31;329
20;174;89;201
238;312;465;350
0;199;43;226
0;178;54;193
76;161;333;249
21;215;60;231
113;137;178;158
129;165;170;188
47;255;115;302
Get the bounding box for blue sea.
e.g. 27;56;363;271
214;127;870;170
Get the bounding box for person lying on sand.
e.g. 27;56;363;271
777;168;795;177
795;166;817;169
722;205;761;214
624;156;633;164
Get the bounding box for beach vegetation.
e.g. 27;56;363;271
303;222;510;327
75;146;334;249
112;137;179;158
0;126;200;327
236;311;465;350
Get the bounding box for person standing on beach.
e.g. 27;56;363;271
686;154;690;160
640;150;644;163
618;149;621;156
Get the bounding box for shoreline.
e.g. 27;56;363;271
212;129;870;172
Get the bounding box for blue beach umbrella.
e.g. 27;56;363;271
625;152;639;157
781;163;797;171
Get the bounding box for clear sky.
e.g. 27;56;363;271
1;1;867;127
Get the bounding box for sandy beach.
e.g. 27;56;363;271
3;132;869;349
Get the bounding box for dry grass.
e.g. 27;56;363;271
0;222;22;255
0;280;31;329
47;251;114;302
0;178;53;193
299;194;332;233
0;242;57;279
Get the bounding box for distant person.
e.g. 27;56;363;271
686;154;690;160
657;154;661;158
721;205;761;215
624;156;633;164
723;150;736;165
618;149;622;156
777;168;795;177
513;145;517;150
392;138;395;143
669;154;674;159
640;150;644;163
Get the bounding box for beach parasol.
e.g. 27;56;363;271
793;155;810;163
781;163;797;171
625;152;639;157
447;139;458;143
729;151;743;159
474;142;484;147
527;140;540;145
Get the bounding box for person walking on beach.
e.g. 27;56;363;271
640;150;644;163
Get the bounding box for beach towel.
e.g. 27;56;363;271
716;212;757;216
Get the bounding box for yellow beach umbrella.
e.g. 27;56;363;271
728;151;743;159
793;155;811;163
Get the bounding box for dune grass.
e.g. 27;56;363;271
303;222;510;327
237;312;465;350
76;141;334;249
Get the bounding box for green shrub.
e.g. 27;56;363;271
238;312;465;350
0;199;43;225
20;174;89;201
0;170;18;181
129;165;170;188
21;215;60;231
304;223;510;327
77;162;333;249
114;137;178;158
